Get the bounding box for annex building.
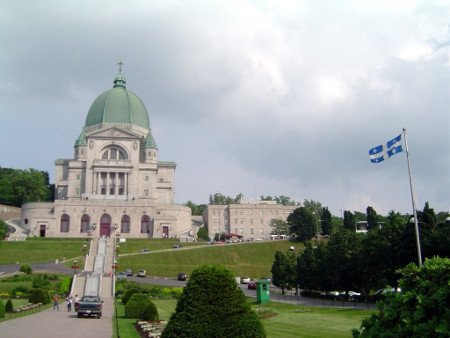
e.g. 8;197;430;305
20;67;192;239
203;200;296;241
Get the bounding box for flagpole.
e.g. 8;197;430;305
402;128;422;266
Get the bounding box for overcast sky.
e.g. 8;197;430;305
1;0;449;216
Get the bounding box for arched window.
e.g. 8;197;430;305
141;215;150;233
101;146;127;160
80;214;90;233
60;214;70;233
121;215;130;233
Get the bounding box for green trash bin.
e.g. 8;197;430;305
256;278;270;304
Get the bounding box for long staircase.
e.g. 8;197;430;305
71;237;115;300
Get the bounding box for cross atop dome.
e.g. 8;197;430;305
113;61;126;88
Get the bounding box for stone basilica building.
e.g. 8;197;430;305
21;68;192;239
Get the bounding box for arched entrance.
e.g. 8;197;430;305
39;224;46;237
100;214;111;236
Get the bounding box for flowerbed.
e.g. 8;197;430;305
134;320;167;338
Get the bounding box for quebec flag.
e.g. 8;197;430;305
369;133;403;163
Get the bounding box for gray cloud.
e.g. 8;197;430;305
1;0;449;216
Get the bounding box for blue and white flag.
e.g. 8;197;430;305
369;133;403;163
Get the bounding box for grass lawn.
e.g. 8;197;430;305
0;238;89;265
0;298;53;322
117;240;302;278
253;301;372;338
113;298;372;338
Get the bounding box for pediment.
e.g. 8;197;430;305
88;127;141;139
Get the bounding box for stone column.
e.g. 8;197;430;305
107;172;110;195
115;172;118;196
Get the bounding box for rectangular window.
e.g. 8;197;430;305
240;228;243;234
76;174;80;180
260;228;264;234
234;218;238;224
144;190;149;196
110;187;115;195
145;176;149;181
101;187;106;195
250;228;254;234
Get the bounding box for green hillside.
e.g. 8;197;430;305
117;240;302;278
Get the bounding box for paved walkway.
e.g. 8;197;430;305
0;298;114;338
0;236;116;338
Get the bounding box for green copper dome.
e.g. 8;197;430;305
84;73;150;130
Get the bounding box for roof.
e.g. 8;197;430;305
84;72;150;131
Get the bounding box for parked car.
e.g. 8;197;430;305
126;268;133;276
240;277;251;284
140;248;150;253
172;244;182;249
177;272;187;281
77;296;103;318
116;271;127;281
137;269;147;277
248;282;257;290
339;291;361;301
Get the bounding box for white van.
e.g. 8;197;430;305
137;269;147;277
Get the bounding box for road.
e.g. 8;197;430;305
126;275;376;310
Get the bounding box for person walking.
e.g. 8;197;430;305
66;296;72;312
74;294;80;311
53;293;60;311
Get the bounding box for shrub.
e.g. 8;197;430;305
57;276;72;295
12;286;30;297
32;276;50;289
162;264;266;338
29;288;51;305
122;287;141;305
20;264;33;275
125;294;158;320
5;299;13;313
0;300;4;318
0;293;10;299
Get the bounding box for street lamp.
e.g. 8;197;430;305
71;260;79;275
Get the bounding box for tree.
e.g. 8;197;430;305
0;220;8;239
271;250;296;294
353;257;450;338
20;264;32;275
196;226;210;241
366;206;378;231
209;192;243;205
302;199;322;216
343;210;356;231
270;218;289;236
184;201;207;216
162;265;265;337
325;228;361;292
288;207;317;242
321;207;332;236
0;168;52;207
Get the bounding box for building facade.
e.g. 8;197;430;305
21;69;192;238
203;200;296;241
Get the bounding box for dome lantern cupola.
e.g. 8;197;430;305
113;61;126;88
